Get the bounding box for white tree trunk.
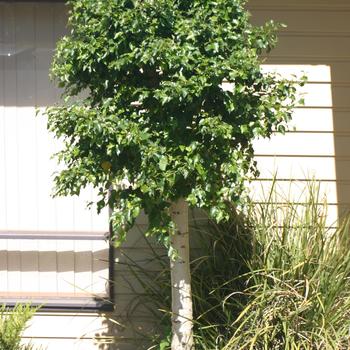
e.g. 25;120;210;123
170;199;194;350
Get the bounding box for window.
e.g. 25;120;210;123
0;1;112;309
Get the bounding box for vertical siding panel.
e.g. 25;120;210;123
92;207;110;233
52;2;67;101
20;239;39;292
14;5;40;294
0;239;8;293
49;3;75;234
0;4;6;231
35;3;57;231
57;239;75;294
3;3;19;231
1;3;112;349
92;240;109;295
74;240;93;294
73;190;93;232
7;239;21;292
55;197;75;232
0;4;8;295
38;239;57;294
16;4;37;230
53;3;68;40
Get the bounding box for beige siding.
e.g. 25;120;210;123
0;3;112;349
0;2;109;299
246;0;350;224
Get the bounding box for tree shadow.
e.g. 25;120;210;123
95;222;168;350
94;208;254;350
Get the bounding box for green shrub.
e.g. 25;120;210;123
0;304;39;350
126;182;350;349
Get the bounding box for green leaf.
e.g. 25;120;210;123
159;156;168;171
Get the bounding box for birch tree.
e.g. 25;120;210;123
46;0;301;348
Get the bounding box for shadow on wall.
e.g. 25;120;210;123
329;62;350;218
0;2;67;108
94;209;214;350
94;224;168;350
0;248;108;272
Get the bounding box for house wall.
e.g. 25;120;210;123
1;0;350;349
0;2;110;299
0;3;114;349
249;0;350;227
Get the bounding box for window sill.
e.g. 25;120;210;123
0;294;114;312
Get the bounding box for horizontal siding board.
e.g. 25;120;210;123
256;156;337;180
324;62;350;83
250;9;350;33
261;64;331;82
114;248;167;273
257;156;350;183
269;36;350;60
264;56;350;64
291;109;335;132
116;222;163;249
248;0;350;12
111;294;162;319
253;133;335;156
22;339;106;350
113;271;162;295
255;133;350;157
22;313;159;341
298;83;333;107
249;180;339;203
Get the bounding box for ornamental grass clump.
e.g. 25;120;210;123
126;182;350;349
223;184;350;349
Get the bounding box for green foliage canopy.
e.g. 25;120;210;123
46;0;301;246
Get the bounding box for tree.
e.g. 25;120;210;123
46;0;301;349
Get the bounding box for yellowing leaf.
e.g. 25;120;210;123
101;161;112;172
